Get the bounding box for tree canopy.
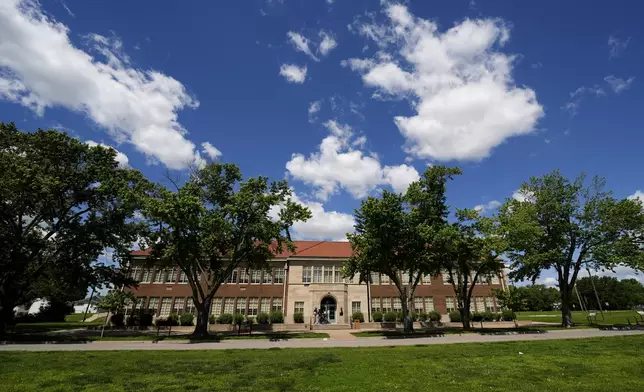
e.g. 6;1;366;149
493;284;560;312
574;276;644;310
498;170;644;326
0;122;149;332
141;163;310;336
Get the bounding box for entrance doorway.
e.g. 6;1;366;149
320;296;337;324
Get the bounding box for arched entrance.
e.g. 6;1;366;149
320;296;337;324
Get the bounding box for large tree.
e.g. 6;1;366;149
141;163;310;337
574;276;644;310
433;209;505;329
498;170;644;326
0;122;148;332
345;166;461;332
492;285;560;312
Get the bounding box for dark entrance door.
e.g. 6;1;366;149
320;296;337;324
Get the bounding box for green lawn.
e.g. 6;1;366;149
516;310;641;326
351;327;551;338
64;313;94;322
1;336;642;391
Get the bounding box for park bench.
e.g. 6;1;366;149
586;312;597;325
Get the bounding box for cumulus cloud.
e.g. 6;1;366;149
344;4;543;161
604;75;635;93
0;0;205;170
279;64;307;83
270;191;355;241
318;31;338;56
286;120;419;200
474;200;501;214
201;142;222;160
308;100;322;123
86;140;129;167
628;190;644;205
608;35;630;59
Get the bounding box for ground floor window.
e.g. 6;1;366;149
371;297;381;314
147;297;159;315
351;301;361;314
173;297;185;314
223;297;234;314
186;299;196;315
413;297;423;313
424;297;434;312
260;298;271;314
393;297;402;312
235;297;247;315
135;297;146;310
211;298;222;317
475;296;485;312
445;297;455;313
159;297;172;317
382;297;392;313
294;301;304;314
485;297;495;312
272;298;283;312
248;298;259;316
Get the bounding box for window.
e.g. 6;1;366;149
147;297;159;315
248;298;259;316
469;300;476;312
260;298;271;314
272;298;283;312
442;270;451;284
294;301;304;314
211;298;222;317
334;268;342;283
262;269;272;284
235;297;247;315
153;268;164;283
129;267;141;281
167;268;178;283
135;297;146;310
370;272;379;285
324;266;333;283
172;298;185;314
422;274;432;285
445;297;455;313
382;297;392;313
223;297;234;314
313;266;322;283
381;274;390;284
352;301;361;314
371;298;381;314
475;296;485;312
250;270;262;284
186;299;196;315
479;274;489;284
160;297;172;317
239;269;249;284
485;297;495;312
414;297;424;312
424;297;435;312
491;274;500;285
179;270;188;284
401;271;410;284
274;268;284;284
225;269;238;284
140;268;152;283
393;297;402;312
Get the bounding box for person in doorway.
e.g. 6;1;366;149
313;307;318;325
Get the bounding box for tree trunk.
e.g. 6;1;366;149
191;297;211;338
560;287;573;327
401;295;413;333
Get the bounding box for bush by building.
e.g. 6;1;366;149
502;309;516;321
428;310;441;323
217;313;233;324
233;313;245;325
256;312;269;325
352;311;364;322
384;312;397;322
372;311;383;322
449;311;461;322
110;313;125;327
269;310;284;324
293;312;304;323
179;313;194;326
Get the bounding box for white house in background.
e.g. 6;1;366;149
73;304;98;314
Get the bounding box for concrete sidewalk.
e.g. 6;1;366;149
1;329;642;352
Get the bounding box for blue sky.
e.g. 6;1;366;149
1;0;642;284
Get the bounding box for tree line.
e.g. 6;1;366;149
1;123;643;336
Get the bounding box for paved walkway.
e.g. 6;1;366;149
1;329;642;352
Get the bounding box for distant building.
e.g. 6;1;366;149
125;241;507;324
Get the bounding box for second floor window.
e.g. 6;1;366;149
302;266;312;283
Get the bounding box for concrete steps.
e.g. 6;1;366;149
311;324;351;330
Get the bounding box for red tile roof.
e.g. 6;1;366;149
130;241;353;259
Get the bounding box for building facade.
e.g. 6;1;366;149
126;241;507;324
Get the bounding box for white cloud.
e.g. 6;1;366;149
604;75;635;93
308;100;322;123
474;200;501;214
286;120;419;200
318;31;338;56
608;35;630;59
0;0;205;170
270;192;355;241
628;190;644;204
279;64;307;83
345;4;543;161
201;142;222;160
286;31;319;61
512;190;533;202
86;140;129;168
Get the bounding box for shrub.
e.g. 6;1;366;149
209;314;217;324
154;317;167;327
217;313;233;324
256;312;270;325
293;312;304;323
418;311;428;322
126;314;139;327
395;311;404;322
502;309;516;321
410;311;418;322
449;311;461;322
140;313;153;327
269;310;284;324
179;313;194;326
384;311;397;322
482;311;495;322
110;313;125;327
471;312;483;322
495;312;502;322
167;313;179;326
428;310;442;322
233;313;245;325
372;311;383;322
352;311;364;322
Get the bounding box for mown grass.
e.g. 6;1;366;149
64;313;94;322
516;310;641;326
12;321;105;333
1;336;642;391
